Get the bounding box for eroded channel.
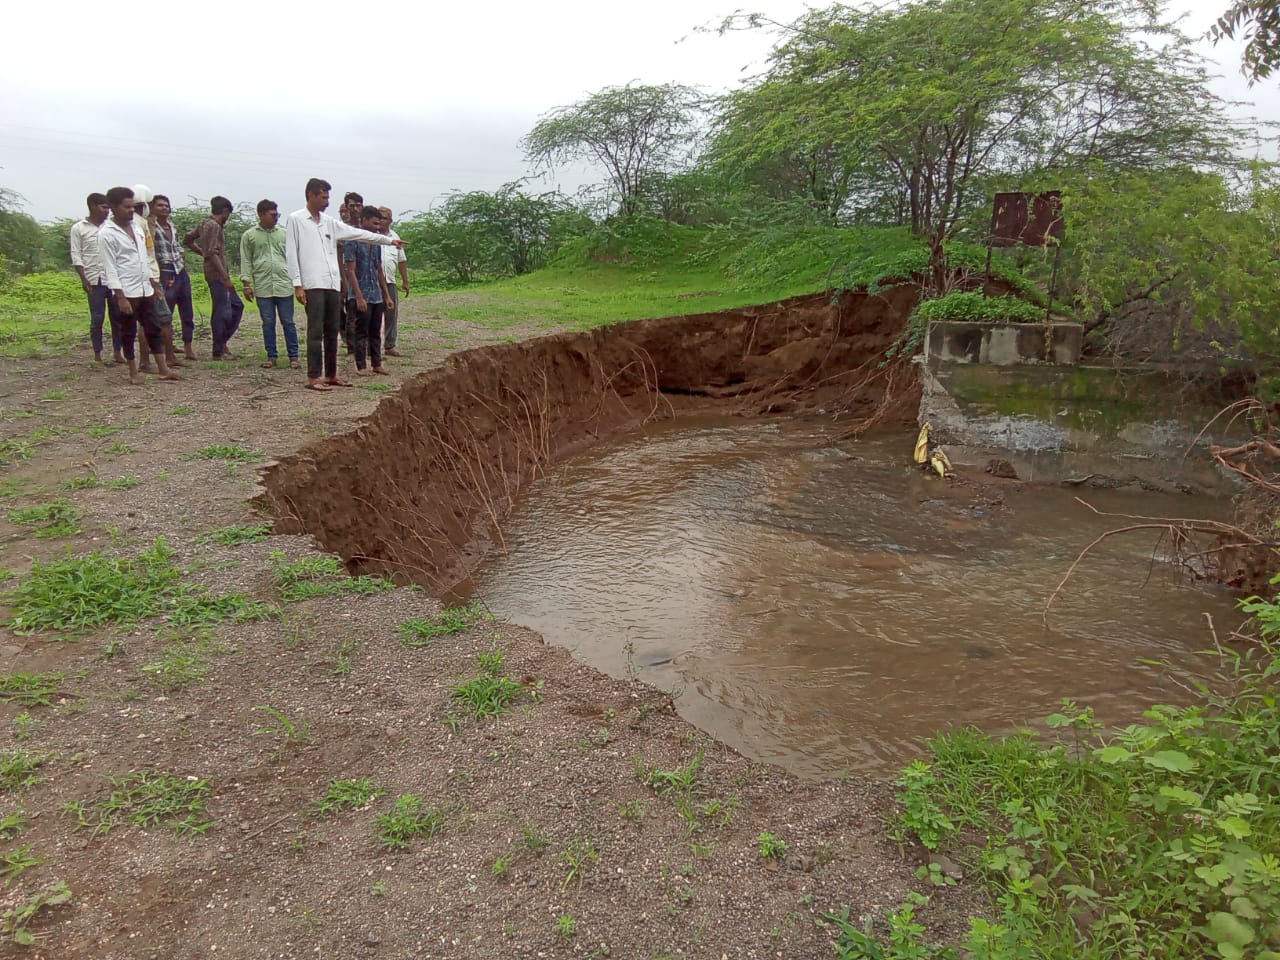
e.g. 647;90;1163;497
459;416;1242;777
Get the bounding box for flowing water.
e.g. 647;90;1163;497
461;416;1242;778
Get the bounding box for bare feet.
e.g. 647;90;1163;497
137;364;156;374
129;374;145;386
183;347;198;360
385;348;403;357
372;366;391;376
160;371;182;381
113;352;126;364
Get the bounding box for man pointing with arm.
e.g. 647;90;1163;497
284;177;404;391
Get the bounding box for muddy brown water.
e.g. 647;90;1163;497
458;415;1242;778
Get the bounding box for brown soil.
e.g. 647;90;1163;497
0;289;982;959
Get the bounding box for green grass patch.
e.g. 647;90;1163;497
1;879;71;946
0;438;33;469
166;593;277;628
313;778;384;817
399;601;488;647
105;476;140;490
1;844;42;886
85;423;121;438
61;475;100;491
186;444;264;463
269;551;395;602
0;812;26;841
166;406;196;416
140;637;219;691
375;794;447;849
6;499;82;538
64;772;212;837
450;650;532;720
103;441;133;456
202;522;271;546
0;752;48;793
0;673;65;708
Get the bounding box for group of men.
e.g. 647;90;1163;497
68;179;408;390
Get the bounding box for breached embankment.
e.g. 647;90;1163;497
257;286;922;587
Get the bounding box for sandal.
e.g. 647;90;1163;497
305;381;332;391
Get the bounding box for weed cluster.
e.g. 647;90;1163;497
0;672;65;708
1;879;71;946
0;751;48;793
64;772;212;836
634;752;740;838
375;795;447;849
186;444;265;463
399;601;488;647
269;551;395;602
203;522;271;546
312;778;383;817
6;499;82;538
450;648;532;721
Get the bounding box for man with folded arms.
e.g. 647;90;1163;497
69;192;123;364
284;178;404;391
98;186;182;385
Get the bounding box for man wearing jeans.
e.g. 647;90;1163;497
151;194;198;360
184;196;243;360
342;205;391;376
284;178;403;391
68;192;123;364
240;199;299;368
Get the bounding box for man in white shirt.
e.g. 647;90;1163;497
68;193;123;364
377;206;409;357
98;186;183;386
285;177;404;392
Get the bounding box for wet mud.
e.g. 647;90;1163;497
258;286;923;588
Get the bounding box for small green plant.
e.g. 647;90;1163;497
358;383;391;393
253;705;310;750
521;822;550;855
375;795;447;849
492;854;513;880
203;523;271;546
85;423;121;438
140;639;213;691
43;389;70;401
475;647;504;676
166;593;277;628
12;714;38;741
186;444;265;463
560;837;599;891
825;893;949;960
618;799;645;821
1;879;71;946
62;474;100;490
327;636;361;676
269;551;395;602
0;438;33;468
104;441;133;456
0;672;64;708
758;831;788;860
637;753;704;795
370;878;389;896
166;406;195;416
6;499;82;538
0;845;41;886
105;475;140;490
313;778;383;816
451;673;527;720
0;752;47;793
65;772;212;836
0;812;26;840
398;601;488;646
554;914;576;939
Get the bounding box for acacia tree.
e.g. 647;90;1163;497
716;0;1237;281
523;83;703;218
1211;1;1280;83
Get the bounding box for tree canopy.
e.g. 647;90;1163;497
1211;1;1280;83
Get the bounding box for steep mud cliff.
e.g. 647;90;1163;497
257;286;920;588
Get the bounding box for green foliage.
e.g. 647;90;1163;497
268;551;395;602
0;845;42;886
555;914;577;939
186;444;265;463
375;794;447;849
757;831;788;860
399;601;488;646
202;522;272;546
0;673;64;708
451;670;528;720
140;636;220;691
313;778;384;817
6;499;82;538
826;893;951;960
166;593;276;628
253;705;310;752
1;879;71;946
0;812;26;840
5;538;183;633
559;837;599;891
914;292;1045;326
891;589;1280;959
66;772;212;836
1211;2;1280;83
0;752;47;793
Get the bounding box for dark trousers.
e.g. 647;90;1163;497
161;266;195;344
384;282;398;350
86;283;122;354
208;277;244;357
118;296;163;361
354;301;385;370
304;289;343;380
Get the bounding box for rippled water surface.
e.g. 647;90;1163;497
463;417;1241;777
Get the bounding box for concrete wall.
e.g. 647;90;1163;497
925;320;1082;366
919;323;1244;490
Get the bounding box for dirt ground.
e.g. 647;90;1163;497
0;296;981;958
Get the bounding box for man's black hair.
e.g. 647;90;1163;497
344;191;363;205
257;199;278;215
152;193;170;206
105;186;133;207
359;205;382;221
211;196;233;215
87;192;107;208
305;178;331;197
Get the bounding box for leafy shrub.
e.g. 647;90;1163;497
913;290;1047;325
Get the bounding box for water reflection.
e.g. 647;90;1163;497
464;416;1241;777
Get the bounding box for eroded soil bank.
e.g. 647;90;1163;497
259;286;922;589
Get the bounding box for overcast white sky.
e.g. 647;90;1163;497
0;0;1275;221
